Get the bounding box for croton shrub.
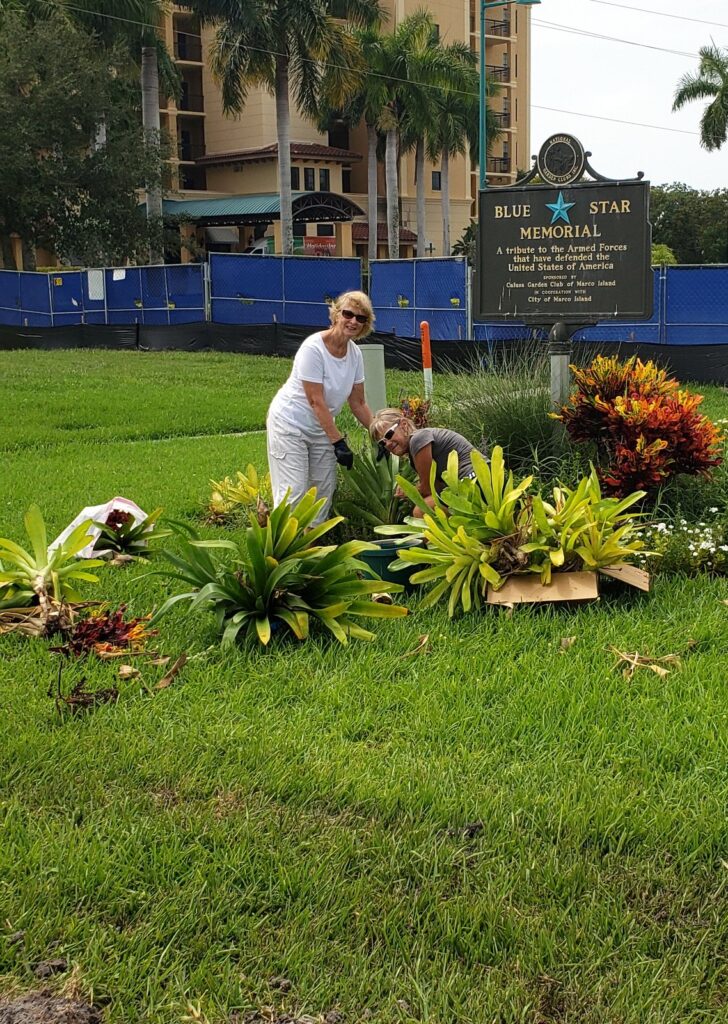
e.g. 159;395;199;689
556;355;723;497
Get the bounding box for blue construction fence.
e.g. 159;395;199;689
1;258;727;344
473;266;728;346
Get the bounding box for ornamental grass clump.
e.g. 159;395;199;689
153;489;408;646
555;355;724;498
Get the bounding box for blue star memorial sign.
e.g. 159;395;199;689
545;191;576;225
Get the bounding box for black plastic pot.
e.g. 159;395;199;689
358;536;424;592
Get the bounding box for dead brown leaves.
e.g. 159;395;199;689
609;645;683;679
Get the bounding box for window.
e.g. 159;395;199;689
433;23;440;39
293;222;306;237
317;224;334;236
291;166;300;190
319;167;330;191
342;169;352;192
432;171;442;191
304;167;315;191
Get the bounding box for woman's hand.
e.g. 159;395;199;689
394;485;406;499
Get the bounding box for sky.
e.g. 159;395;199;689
529;0;728;190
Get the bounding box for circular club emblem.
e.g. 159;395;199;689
536;134;586;186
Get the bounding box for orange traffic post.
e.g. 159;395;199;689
420;320;433;399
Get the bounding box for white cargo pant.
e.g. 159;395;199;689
266;410;338;524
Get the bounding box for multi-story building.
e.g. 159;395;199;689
160;0;533;261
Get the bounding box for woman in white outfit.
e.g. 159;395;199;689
266;290;375;521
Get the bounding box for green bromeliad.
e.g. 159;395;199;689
377;447;649;615
152;488;408;646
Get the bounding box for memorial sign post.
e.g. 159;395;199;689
474;135;652;410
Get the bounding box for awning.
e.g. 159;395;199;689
157;191;364;226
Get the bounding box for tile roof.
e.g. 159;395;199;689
352;222;418;243
198;142;361;166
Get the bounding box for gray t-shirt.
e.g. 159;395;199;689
408;427;475;483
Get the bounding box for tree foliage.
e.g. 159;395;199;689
0;10;167;267
651;183;728;264
673;44;728;152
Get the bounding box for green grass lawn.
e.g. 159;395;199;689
2;351;728;1023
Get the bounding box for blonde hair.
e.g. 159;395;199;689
329;290;375;338
369;408;416;443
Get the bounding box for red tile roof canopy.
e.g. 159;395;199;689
198;142;362;167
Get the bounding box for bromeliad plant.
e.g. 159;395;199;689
0;505;103;631
153;489;408;646
521;469;647;584
92;507;169;560
207;464;271;525
378;446;649;616
336;442;413;532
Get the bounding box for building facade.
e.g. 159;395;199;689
162;0;532;262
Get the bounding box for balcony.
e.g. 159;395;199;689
485;17;510;36
174;34;202;62
490;111;511;129
177;141;206;162
487;157;510;174
485;64;511;83
178;90;205;113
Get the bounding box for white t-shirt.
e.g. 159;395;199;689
268;332;365;439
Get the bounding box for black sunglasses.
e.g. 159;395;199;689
383;422;400;441
340;308;368;324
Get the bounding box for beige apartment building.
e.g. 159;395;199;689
161;1;532;262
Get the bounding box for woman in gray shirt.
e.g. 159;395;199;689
369;408;478;517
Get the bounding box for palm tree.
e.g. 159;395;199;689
379;11;472;260
377;11;434;260
426;67;501;255
316;25;389;266
179;0;382;256
400;31;479;259
673;44;728;152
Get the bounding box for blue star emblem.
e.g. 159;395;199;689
545;191;576;225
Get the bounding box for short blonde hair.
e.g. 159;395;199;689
329;290;375;338
369;408;416;443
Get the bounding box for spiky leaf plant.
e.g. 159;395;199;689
93;507;170;559
0;505;104;618
336;443;412;530
380;448;649;613
207;465;271;524
152;489;408;647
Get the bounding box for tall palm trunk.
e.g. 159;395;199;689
141;45;163;264
385;127;399;260
441;148;450;255
415;139;426;259
275;56;294;256
367;122;378;267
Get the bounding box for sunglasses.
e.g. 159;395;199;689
340;308;368;324
383;422;400;441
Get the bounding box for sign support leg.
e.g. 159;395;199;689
548;320;571;448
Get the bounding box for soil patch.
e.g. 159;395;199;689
0;990;102;1024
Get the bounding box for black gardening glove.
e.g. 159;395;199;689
376;439;390;462
332;437;354;470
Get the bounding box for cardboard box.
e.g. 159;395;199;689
485;563;649;606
